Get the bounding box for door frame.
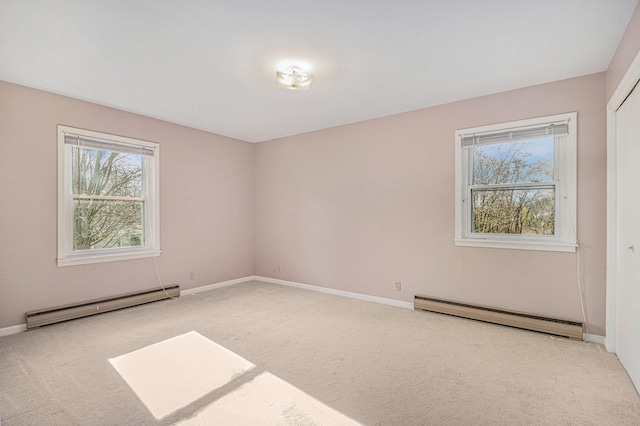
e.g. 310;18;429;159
606;49;640;352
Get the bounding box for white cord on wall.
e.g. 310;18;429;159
567;198;589;337
153;256;179;299
576;242;590;336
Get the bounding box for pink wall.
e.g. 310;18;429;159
607;1;640;101
0;81;255;329
255;73;607;335
0;74;610;335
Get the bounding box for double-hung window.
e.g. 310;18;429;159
455;112;577;252
57;125;160;266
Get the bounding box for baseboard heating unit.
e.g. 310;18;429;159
414;295;583;340
25;285;179;330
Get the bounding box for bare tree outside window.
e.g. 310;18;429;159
471;137;555;235
456;113;576;252
72;146;144;250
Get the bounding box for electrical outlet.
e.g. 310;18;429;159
189;272;195;280
395;281;402;291
278;265;282;272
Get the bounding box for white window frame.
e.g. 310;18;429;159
454;112;577;252
57;125;160;266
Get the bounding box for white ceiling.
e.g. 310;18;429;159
0;1;637;143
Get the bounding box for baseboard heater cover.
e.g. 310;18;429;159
25;285;179;330
414;295;583;340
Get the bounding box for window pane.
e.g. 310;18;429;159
473;137;554;185
73;199;144;250
472;187;555;235
72;146;142;196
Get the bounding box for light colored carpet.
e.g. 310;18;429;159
1;280;639;425
109;330;357;424
177;372;359;425
109;331;255;420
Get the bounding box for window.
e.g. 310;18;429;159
455;113;576;252
57;126;160;266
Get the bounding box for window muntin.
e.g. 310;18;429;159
455;113;576;252
58;126;160;266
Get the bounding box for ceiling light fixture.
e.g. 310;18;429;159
276;66;313;90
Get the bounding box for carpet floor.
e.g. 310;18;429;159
1;280;639;425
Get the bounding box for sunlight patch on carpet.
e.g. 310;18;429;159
109;331;254;419
177;371;361;425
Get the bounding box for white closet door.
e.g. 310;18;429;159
616;82;640;392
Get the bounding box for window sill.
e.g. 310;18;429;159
57;249;161;267
454;238;576;252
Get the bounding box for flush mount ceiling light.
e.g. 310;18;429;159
276;66;313;90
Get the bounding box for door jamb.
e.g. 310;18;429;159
606;49;640;352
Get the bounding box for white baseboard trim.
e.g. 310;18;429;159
254;278;609;343
254;276;415;310
0;277;258;337
0;323;27;337
180;276;258;296
584;333;605;345
0;277;609;346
